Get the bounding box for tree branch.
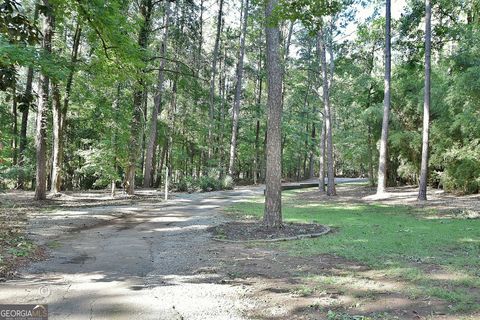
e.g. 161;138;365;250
144;68;208;82
76;0;116;60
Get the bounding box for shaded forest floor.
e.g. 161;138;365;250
0;184;478;319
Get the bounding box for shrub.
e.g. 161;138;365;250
441;141;480;194
198;176;222;192
172;176;197;193
222;175;234;190
172;172;234;193
442;159;480;194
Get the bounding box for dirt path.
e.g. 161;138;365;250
3;180;476;320
0;188;262;320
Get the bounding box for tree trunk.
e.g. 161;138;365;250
50;23;81;194
112;84;121;192
34;0;53;200
317;28;335;196
166;76;177;184
50;83;62;194
263;0;283;228
253;32;264;185
218;46;228;177
207;0;224;163
368;125;375;186
18;2;39;189
308;125;315;178
143;1;170;188
376;0;391;194
228;0;249;177
318;114;326;192
12;85;18;166
155;142;167;188
418;0;431;201
196;0;204;73
126;0;153;195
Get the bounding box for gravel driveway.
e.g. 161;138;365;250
0;188;261;320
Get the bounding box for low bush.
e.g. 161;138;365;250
441;141;480;194
172;174;234;192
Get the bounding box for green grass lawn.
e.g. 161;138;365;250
227;189;480;313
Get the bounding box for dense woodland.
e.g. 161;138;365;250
1;0;479;211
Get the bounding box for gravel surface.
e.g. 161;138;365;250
0;188;262;320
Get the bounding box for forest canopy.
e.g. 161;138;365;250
0;0;479;200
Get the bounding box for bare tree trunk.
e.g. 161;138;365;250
253;69;263;185
279;20;294;110
317;28;336;196
50;23;81;194
196;0;204;73
155;142;167;188
12;85;18;166
35;0;53;200
218;47;228;177
207;0;224;163
368;125;375;186
285;21;294;58
253;32;264;185
228;0;249;177
263;0;283;228
418;0;431;201
376;0;391;194
318;116;325;192
111;84;121;196
144;1;170;188
126;0;153;195
253;119;260;184
309;125;315;178
166;75;178;185
18;2;39;189
50;83;62;194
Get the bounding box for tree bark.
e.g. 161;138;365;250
126;0;153;195
166;73;178;184
50;23;81;194
143;1;170;188
308;124;315;178
18;2;39;189
12;85;18;166
34;0;54;200
376;0;391;194
228;0;249;177
418;0;431;201
318;115;326;192
263;0;284;228
50;83;62;194
196;0;204;73
207;0;224;163
218;46;228;177
368;125;375;186
253;31;264;185
253;59;263;185
317;28;336;196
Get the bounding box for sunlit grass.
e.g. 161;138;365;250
227;190;480;313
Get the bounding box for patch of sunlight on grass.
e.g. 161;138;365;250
228;191;480;313
293;203;366;211
385;267;424;281
458;238;480;243
352;239;369;243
